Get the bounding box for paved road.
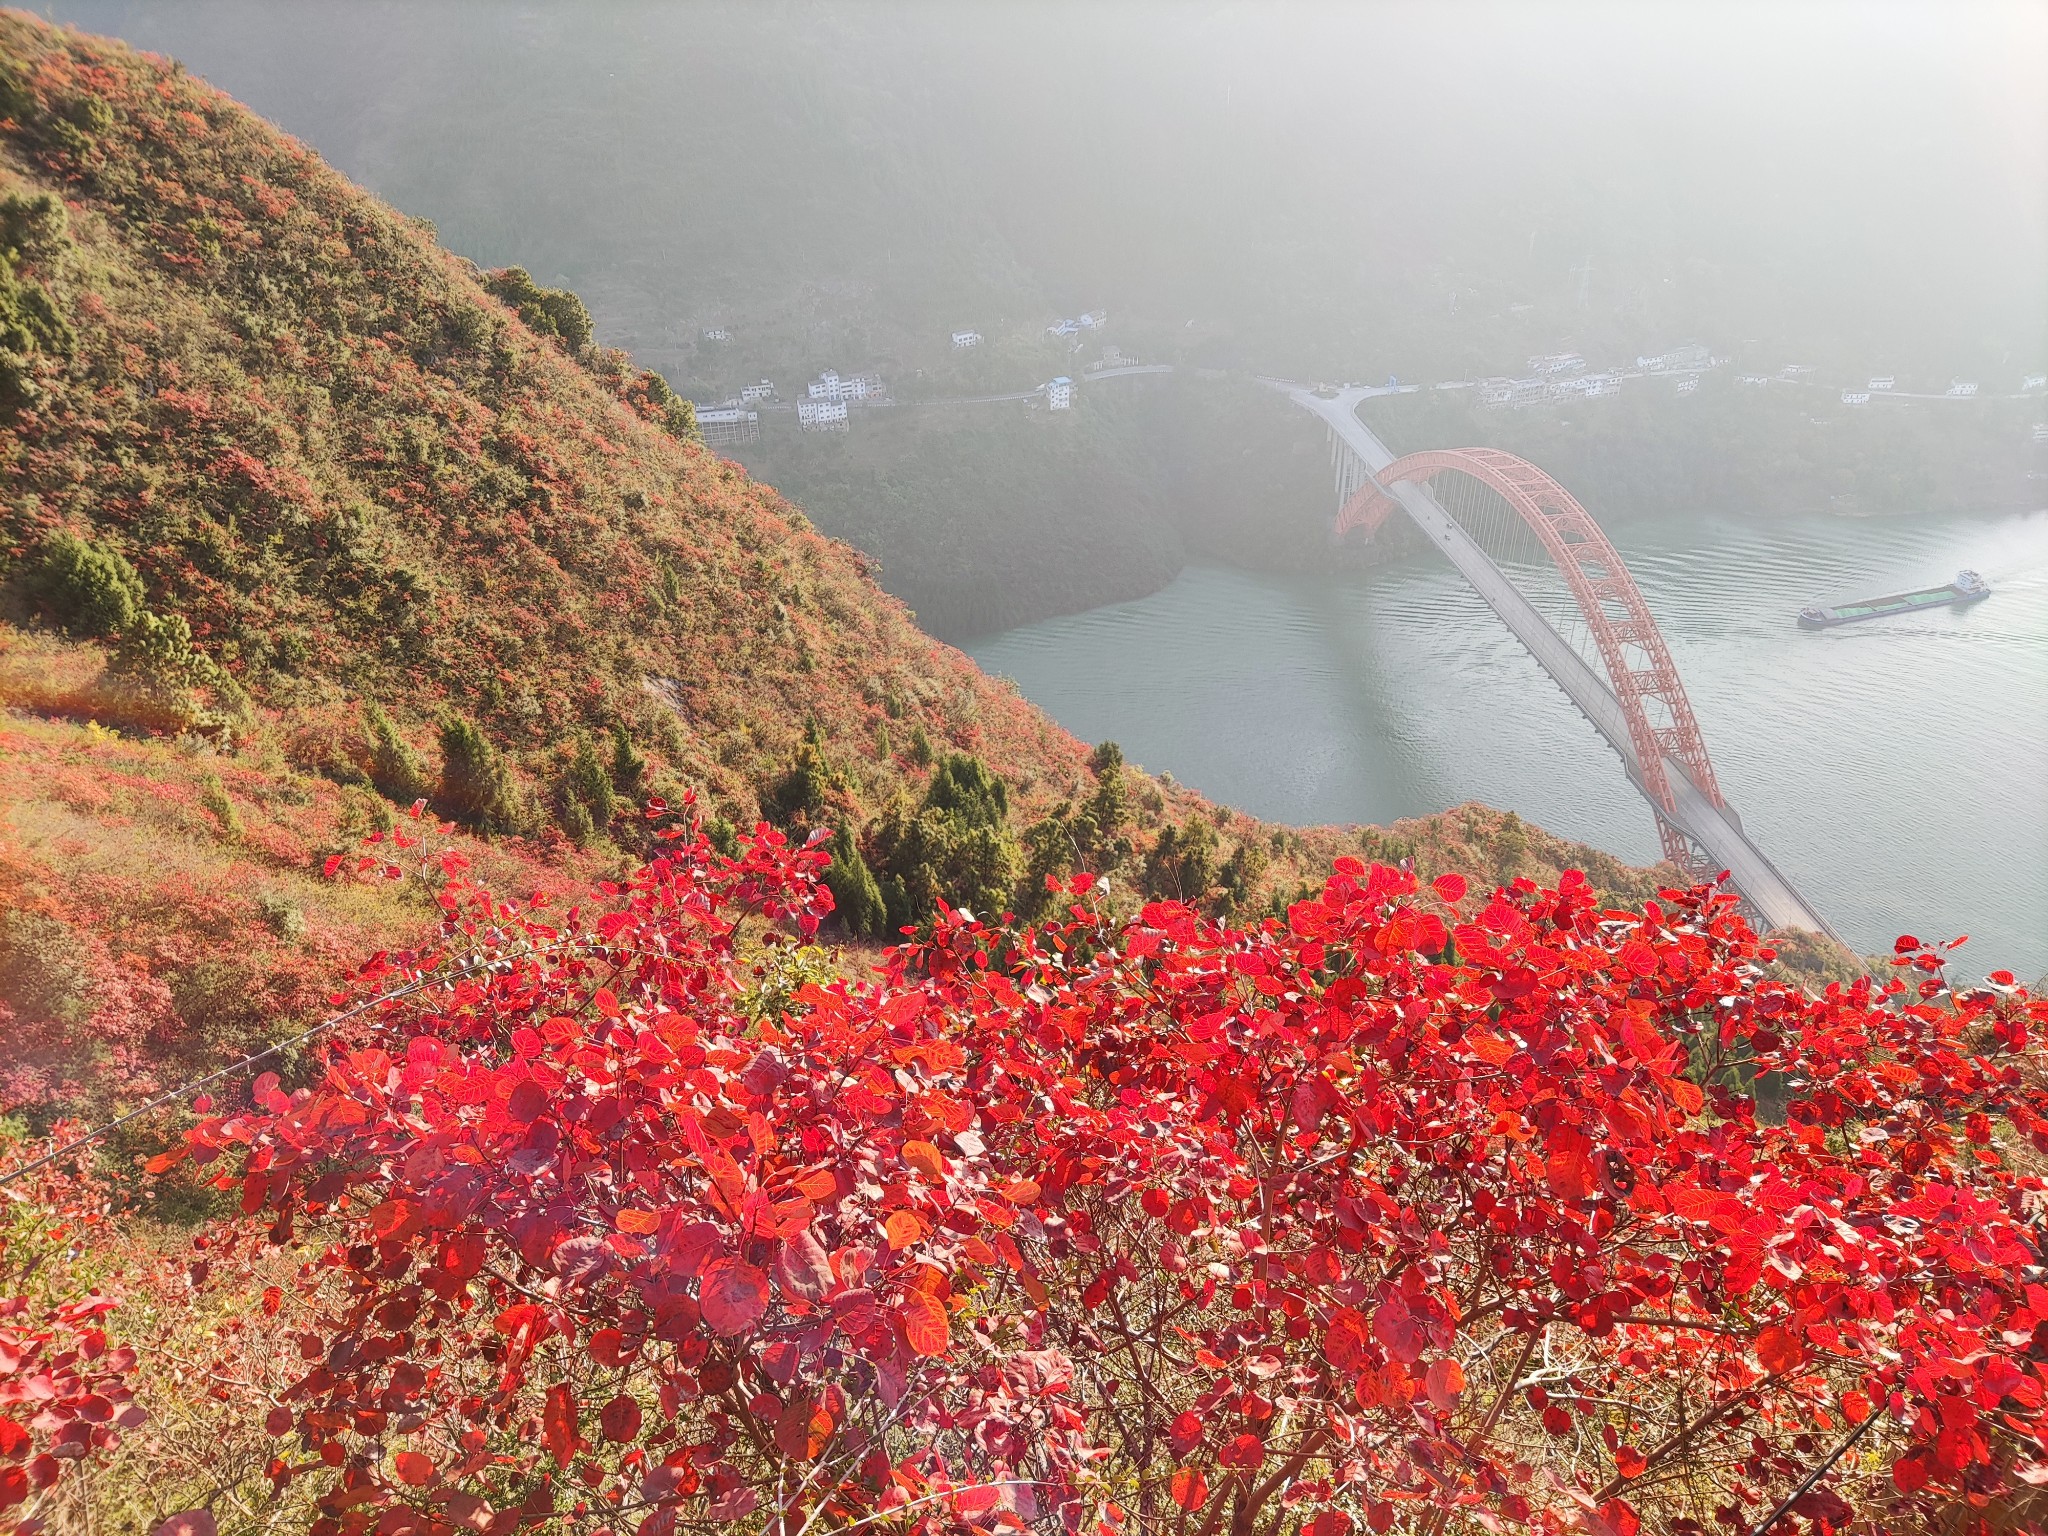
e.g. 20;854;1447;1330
1284;386;1842;941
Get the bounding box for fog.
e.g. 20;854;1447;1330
39;1;2048;380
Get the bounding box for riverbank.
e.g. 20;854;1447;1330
741;372;2045;641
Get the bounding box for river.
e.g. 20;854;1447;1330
968;506;2048;976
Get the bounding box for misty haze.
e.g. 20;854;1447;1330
2;3;2046;1531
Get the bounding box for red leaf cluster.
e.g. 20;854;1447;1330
171;828;2048;1536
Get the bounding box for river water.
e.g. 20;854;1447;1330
968;507;2048;976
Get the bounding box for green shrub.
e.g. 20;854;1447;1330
824;825;888;938
29;531;143;638
870;753;1021;926
484;266;593;352
765;723;837;826
109;608;251;740
254;890;305;942
610;723;646;801
436;714;522;835
0;909;90;1029
363;702;432;806
199;772;244;842
0;191;73;408
1144;816;1218;904
555;734;615;844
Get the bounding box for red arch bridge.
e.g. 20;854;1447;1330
1283;383;1839;940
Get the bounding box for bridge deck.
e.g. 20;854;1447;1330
1287;387;1840;941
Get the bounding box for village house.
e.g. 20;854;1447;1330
694;406;759;447
796;398;850;431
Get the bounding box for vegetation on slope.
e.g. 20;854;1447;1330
0;13;1682;1123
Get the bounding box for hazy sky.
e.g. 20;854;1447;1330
38;1;2048;377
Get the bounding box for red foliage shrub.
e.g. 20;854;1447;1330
170;828;2047;1534
0;1141;144;1530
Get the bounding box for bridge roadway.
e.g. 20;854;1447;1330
1284;385;1842;941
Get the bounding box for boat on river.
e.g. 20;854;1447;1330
1798;569;1991;629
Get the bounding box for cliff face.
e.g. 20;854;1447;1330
0;12;1675;1117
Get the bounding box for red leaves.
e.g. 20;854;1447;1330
1217;1433;1266;1471
1543;1123;1596;1201
900;1289;950;1357
541;1383;578;1469
393;1449;436;1486
149;1514;217;1536
776;1228;834;1301
598;1393;642;1443
126;825;2048;1533
699;1259;770;1336
1755;1324;1804;1374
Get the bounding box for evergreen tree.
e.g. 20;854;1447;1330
824;825;888;938
437;714;521;835
364;701;432;806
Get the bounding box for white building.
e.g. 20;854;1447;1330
951;330;982;348
695;406;760;447
1046;376;1074;410
1736;374;1771;386
1555;372;1620;399
2032;423;2048;444
1869;376;1895;391
1434;379;1475;391
796;398;849;431
703;327;732;343
1841;390;1872;407
1638;343;1713;373
2022;374;2047;393
739;380;775;404
1947;380;1979;398
1528;352;1585;376
1780;364;1816;378
1675;376;1699;395
807;369;885;404
1477;376;1553;408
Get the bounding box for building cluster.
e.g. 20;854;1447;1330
1475;369;1622;408
1046;310;1107;339
797;368;887;431
951;329;982;349
1637;343;1717;373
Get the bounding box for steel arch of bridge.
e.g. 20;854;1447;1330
1338;448;1724;867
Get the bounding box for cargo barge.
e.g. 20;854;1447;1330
1798;569;1990;629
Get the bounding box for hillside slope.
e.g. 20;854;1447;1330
0;12;1675;1118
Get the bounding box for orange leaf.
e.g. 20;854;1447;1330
1169;1467;1208;1511
884;1209;926;1251
615;1208;661;1235
902;1140;945;1180
901;1289;950;1356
